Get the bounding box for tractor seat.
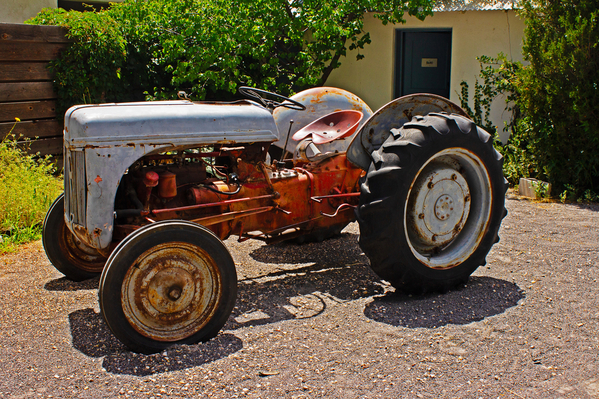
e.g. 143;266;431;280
291;110;363;145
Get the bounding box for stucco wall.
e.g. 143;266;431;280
326;10;526;142
1;0;57;23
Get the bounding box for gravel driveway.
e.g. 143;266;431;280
1;194;598;398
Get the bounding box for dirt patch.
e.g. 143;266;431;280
1;195;598;398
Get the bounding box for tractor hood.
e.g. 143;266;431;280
62;99;278;251
64;100;279;148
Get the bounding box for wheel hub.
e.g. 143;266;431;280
147;268;195;313
410;167;471;249
434;194;454;221
122;242;220;341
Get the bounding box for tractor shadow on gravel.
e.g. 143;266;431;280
245;232;524;330
44;276;99;291
364;276;525;328
248;232;366;265
62;231;523;376
68;308;243;376
226;261;385;331
227;232;384;330
63;233;384;376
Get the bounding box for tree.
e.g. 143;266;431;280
29;0;433;109
496;0;599;199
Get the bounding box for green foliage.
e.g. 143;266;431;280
458;80;494;134
509;0;599;199
531;180;550;199
28;8;131;116
458;54;522;136
559;184;576;203
463;1;599;200
457;55;528;185
0;130;63;253
579;189;599;203
28;0;433;109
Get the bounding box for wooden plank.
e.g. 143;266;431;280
0;82;55;102
0;62;53;82
0;23;69;43
0;119;62;141
0;41;68;62
18;136;63;156
0;100;56;123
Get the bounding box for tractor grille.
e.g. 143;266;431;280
64;148;87;226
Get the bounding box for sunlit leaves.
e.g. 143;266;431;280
475;0;599;198
28;0;433;107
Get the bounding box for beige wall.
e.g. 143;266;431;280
1;0;57;23
326;10;526;142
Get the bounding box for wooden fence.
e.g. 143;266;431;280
0;23;69;157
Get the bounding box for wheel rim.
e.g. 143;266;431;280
405;148;492;269
121;241;222;342
58;220;105;272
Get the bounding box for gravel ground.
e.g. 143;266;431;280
1;194;598;399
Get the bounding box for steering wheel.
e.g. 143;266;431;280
239;86;306;111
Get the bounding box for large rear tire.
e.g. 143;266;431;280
42;194;106;281
99;220;237;354
357;113;507;293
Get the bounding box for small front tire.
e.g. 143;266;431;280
42;194;106;281
99;220;237;354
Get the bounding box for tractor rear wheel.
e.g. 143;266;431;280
42;194;106;281
99;220;237;354
357;113;507;293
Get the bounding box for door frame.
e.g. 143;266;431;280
394;28;453;99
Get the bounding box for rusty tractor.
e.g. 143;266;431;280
42;87;507;353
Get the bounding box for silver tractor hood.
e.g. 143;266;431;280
63;99;279;250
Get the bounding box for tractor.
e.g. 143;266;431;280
42;86;507;353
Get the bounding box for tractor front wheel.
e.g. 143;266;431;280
99;220;237;353
42;194;106;281
357;113;507;293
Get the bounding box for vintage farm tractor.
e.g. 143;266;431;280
42;87;507;353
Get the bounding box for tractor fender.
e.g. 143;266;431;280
346;93;470;170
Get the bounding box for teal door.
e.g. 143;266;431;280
395;30;452;99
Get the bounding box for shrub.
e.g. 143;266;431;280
0;126;63;253
28;8;131;117
516;1;599;196
28;0;433;111
462;1;599;199
512;0;599;198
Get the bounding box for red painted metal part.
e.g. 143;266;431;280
292;110;363;144
114;151;363;244
311;192;361;203
150;194;276;215
191;206;274;226
158;171;177;199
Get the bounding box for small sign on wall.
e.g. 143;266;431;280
421;58;438;68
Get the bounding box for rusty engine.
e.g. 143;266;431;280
111;142;363;245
